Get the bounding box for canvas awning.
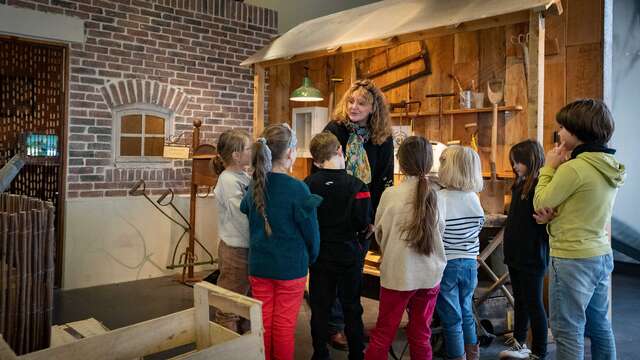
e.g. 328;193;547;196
241;0;560;66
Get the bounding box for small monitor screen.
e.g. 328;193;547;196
25;133;58;157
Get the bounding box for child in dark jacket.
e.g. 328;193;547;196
305;132;372;360
500;140;549;360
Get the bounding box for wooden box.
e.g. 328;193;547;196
0;282;264;360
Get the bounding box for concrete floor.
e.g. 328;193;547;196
54;263;640;359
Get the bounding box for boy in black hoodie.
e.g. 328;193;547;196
305;132;372;360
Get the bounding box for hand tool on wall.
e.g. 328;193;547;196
389;99;421;134
425;92;455;139
481;80;506;214
510;33;530;85
355;41;432;91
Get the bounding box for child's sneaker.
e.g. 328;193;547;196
499;337;532;359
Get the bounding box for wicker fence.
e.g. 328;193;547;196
0;194;55;355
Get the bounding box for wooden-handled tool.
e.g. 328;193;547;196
487;80;504;180
480;80;506;214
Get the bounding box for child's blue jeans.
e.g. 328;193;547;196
550;253;616;360
436;258;478;359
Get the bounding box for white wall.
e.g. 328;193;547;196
245;0;380;33
0;4;85;43
611;0;640;233
63;196;219;289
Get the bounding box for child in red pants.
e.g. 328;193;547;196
365;136;447;360
241;124;321;360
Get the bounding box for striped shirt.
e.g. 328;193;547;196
438;189;485;260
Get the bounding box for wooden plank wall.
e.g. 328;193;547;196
265;0;604;179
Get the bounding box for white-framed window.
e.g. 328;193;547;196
113;105;173;166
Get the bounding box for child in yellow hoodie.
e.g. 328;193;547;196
534;99;625;360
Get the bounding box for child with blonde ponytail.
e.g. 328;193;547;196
240;123;321;360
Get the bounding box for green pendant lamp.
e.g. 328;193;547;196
289;66;323;102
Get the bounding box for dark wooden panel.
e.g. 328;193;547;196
566;43;603;101
566;0;603;46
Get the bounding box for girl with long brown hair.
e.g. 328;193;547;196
365;136;446;360
239;123;321;360
499;139;549;359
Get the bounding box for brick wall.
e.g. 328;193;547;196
1;0;277;198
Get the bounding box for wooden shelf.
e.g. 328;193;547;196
482;171;515;179
390;105;523;118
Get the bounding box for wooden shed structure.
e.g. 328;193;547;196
242;0;607;181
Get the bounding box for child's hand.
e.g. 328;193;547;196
533;207;556;224
364;224;375;239
545;142;570;169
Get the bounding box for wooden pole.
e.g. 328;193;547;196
44;204;55;347
253;64;265;139
527;10;545;141
6;214;16;348
0;211;7;338
187;120;202;281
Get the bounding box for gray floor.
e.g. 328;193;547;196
54;264;640;359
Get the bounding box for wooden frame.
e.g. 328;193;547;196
0;35;68;288
0;282;265;360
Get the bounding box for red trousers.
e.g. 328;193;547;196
249;275;307;360
365;285;440;360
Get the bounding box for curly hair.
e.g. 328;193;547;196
332;79;392;145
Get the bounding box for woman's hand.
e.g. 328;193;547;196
533;207;556;224
545;142;570;169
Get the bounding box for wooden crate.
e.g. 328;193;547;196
50;318;110;347
0;282;264;360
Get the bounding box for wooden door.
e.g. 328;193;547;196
0;37;67;287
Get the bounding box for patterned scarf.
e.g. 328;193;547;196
345;121;372;184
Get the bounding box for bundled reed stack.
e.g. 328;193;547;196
0;193;55;355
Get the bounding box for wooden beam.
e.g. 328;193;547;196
546;0;563;17
20;310;196;360
527;10;545;141
170;334;264;360
209;321;240;346
194;281;262;322
267;64;290;125
194;284;211;350
253;64;265;139
252;10;531;68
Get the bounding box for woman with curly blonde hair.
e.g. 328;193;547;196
322;79;395;349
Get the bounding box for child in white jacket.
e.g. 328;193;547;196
365;136;447;360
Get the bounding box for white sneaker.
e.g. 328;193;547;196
499;337;532;359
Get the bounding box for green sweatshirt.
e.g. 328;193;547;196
534;152;625;259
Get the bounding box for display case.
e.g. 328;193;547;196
291;107;329;157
